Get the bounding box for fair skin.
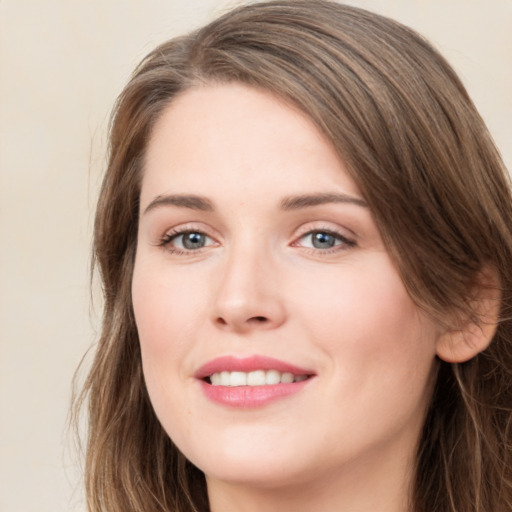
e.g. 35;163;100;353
132;83;453;512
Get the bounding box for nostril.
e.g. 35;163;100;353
214;314;274;329
250;316;268;323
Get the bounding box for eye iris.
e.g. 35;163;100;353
312;231;336;249
182;232;205;249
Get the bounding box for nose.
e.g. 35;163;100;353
211;245;286;333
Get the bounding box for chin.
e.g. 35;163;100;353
202;458;311;491
184;431;314;489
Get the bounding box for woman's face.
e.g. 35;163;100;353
132;83;442;491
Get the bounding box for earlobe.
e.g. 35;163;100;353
436;268;501;363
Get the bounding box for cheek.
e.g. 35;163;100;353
291;258;439;454
131;261;202;435
131;261;196;425
294;255;438;387
132;261;207;356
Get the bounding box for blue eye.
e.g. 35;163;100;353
310;231;338;249
163;231;214;251
299;230;354;250
180;232;207;250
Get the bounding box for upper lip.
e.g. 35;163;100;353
195;355;314;379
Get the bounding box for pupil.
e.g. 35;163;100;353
312;232;335;249
183;232;205;249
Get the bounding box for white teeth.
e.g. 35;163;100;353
266;369;281;385
280;372;294;383
230;371;247;386
208;370;309;386
247;370;266;386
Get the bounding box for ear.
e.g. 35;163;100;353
436;267;501;363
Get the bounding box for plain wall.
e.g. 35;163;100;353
1;1;510;510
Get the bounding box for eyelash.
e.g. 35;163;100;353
158;226;356;256
158;228;216;256
293;227;356;255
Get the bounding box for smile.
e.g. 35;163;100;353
208;370;310;386
196;355;315;407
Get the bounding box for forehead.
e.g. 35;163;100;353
141;83;361;207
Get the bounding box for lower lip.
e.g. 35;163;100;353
199;379;311;408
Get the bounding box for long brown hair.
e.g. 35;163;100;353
75;1;512;510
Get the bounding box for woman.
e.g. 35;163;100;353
76;1;512;511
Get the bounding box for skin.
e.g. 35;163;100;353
132;83;448;512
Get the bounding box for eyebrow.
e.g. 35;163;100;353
280;192;367;210
143;191;368;216
143;194;214;214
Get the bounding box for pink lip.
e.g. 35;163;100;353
195;355;313;379
195;355;315;408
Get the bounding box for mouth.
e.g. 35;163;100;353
206;370;311;386
196;355;315;406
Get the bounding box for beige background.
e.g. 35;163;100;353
1;1;510;511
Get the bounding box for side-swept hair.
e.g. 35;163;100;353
75;2;512;510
